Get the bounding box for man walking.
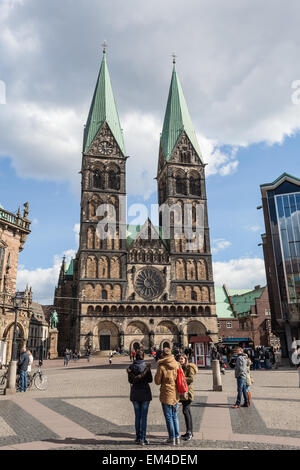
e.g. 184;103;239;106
154;347;180;445
232;347;249;408
17;346;29;392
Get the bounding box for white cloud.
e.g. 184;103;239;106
1;0;300;195
198;134;239;177
211;238;232;254
16;249;76;304
73;223;80;246
122;111;161;199
0;101;82;192
213;257;266;290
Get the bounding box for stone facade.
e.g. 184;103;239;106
0;203;31;364
54;58;218;356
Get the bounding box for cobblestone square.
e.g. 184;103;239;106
0;356;299;450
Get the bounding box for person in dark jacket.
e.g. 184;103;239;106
178;354;198;441
127;349;152;445
17;346;29;392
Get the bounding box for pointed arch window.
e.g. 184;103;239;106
176;175;187;195
190;174;201;196
108;167;120;190
93;169;105;189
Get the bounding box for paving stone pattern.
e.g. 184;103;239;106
0;400;58;446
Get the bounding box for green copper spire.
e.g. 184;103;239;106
161;63;203;162
83;51;125;155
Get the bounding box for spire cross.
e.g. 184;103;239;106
172;53;177;64
102;40;108;54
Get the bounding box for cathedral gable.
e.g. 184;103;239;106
128;219;169;264
85;122;123;159
168;131;202;166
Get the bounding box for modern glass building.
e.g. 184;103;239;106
260;174;300;357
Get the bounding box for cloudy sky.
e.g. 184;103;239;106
0;0;300;303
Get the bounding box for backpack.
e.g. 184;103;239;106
176;367;188;394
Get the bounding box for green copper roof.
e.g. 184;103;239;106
215;285;265;319
231;287;264;316
161;65;203;162
83;53;125;155
260;172;300;188
65;259;74;276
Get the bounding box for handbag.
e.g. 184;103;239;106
176;367;188;394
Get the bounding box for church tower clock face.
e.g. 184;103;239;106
98;140;113;155
134;267;165;300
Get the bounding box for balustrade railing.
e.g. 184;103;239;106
0;208;30;230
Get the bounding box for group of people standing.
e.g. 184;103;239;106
63;349;82;366
127;347;198;446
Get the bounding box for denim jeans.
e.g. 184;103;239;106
20;370;27;392
162;403;180;439
235;377;248;406
132;401;150;441
265;359;271;369
254;359;260;370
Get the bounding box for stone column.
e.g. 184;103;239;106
49;329;58;359
212;359;222;391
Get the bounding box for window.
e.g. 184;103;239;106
93;169;104;189
108;168;120;190
0;246;5;282
176;176;187;195
102;290;107;300
265;309;271;316
217;321;220;328
190;176;201;196
226;321;232;328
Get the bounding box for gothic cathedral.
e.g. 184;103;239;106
54;51;218;357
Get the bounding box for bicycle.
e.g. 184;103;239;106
16;361;48;391
0;367;8;391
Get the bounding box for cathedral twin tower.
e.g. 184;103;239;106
54;51;218;358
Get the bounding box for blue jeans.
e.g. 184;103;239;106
254;359;260;370
162;403;180;439
20;370;27;392
265;359;270;369
236;377;248;406
132;401;150;441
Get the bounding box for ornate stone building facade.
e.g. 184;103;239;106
54;52;218;357
0;203;32;364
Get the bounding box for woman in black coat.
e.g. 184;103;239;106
127;349;152;445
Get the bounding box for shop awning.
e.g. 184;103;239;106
222;337;249;343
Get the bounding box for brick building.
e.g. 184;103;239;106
54;52;218;357
215;284;277;348
0;202;32;364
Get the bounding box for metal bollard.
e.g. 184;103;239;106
212;359;223;391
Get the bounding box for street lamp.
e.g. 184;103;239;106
5;293;23;395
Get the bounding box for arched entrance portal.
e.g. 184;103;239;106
162;341;171;349
95;321;119;352
133;342;140;351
